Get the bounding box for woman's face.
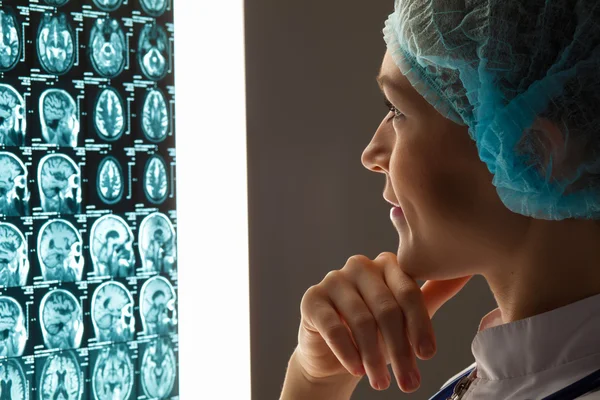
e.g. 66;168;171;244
361;51;530;281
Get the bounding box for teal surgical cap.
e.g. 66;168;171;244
383;0;600;221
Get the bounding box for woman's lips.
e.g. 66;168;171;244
390;206;404;220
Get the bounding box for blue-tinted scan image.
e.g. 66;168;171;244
0;84;26;146
140;338;176;399
38;154;82;214
92;344;134;400
39;351;83;400
0;296;27;357
138;23;169;81
37;13;75;75
139;212;176;273
93;0;124;12
0;152;29;216
44;0;70;5
142;89;169;142
37;219;84;282
0;358;27;399
39;89;80;147
140;276;177;336
90;18;127;78
91;281;135;343
0;9;20;72
143;156;168;204
140;0;168;17
97;157;124;204
0;222;29;288
40;289;83;350
90;214;134;278
94;88;125;141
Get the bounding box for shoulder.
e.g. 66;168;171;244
440;361;477;390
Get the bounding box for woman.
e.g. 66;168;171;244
280;0;600;399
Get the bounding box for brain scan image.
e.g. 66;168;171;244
92;344;134;400
0;297;26;357
39;89;79;147
90;18;126;78
97;157;124;205
37;13;75;75
0;359;27;400
0;85;26;146
44;0;70;5
139;0;168;17
93;0;123;12
140;338;176;399
140;276;177;336
138;23;170;81
38;154;82;214
90;215;134;278
37;219;84;283
143;156;168;204
0;10;20;72
0;152;29;217
142;89;169;142
40;289;83;350
139;213;176;274
91;282;134;343
94;88;125;141
0;222;28;288
39;351;82;400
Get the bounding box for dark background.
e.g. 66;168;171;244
245;1;498;399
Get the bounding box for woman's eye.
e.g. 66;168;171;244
384;98;404;121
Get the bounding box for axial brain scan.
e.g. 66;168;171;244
38;219;84;282
0;152;29;217
37;13;75;75
142;89;169;142
90;18;126;78
92;344;134;400
38;154;82;214
0;10;20;72
139;212;176;273
0;222;28;287
0;84;26;146
138;23;169;81
140;276;177;335
0;297;26;357
40;289;83;350
97;157;124;205
91;281;135;343
0;359;27;400
94;88;125;141
140;0;168;16
90;214;134;277
39;89;79;147
39;351;83;400
140;337;176;399
143;156;168;204
93;0;123;12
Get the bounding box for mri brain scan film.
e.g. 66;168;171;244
37;13;75;75
4;2;177;397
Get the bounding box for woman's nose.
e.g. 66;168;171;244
361;117;392;174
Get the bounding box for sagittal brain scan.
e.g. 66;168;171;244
144;156;168;204
37;13;75;75
39;351;83;400
38;154;82;214
0;10;20;72
89;18;127;78
93;0;124;12
0;297;26;357
138;23;170;81
97;157;124;204
0;222;28;287
91;281;134;343
139;212;176;273
142;88;169;142
90;215;134;277
94;88;125;141
92;344;134;400
140;276;177;335
39;89;79;147
140;0;168;17
0;152;29;216
38;219;84;282
141;338;176;399
0;84;25;146
0;359;27;400
40;289;83;350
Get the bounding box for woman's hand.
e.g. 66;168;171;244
295;252;472;393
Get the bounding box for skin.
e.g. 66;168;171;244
362;50;600;324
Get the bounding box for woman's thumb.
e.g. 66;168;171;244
420;276;473;318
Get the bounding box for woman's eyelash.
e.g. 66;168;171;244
383;98;404;121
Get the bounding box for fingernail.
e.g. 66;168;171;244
403;371;420;390
419;339;435;358
377;375;390;390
